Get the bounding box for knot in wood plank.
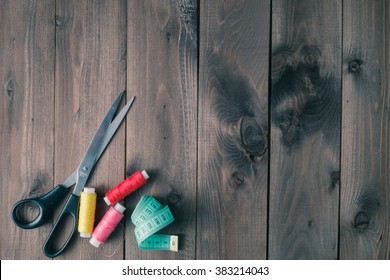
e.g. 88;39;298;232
300;45;320;68
304;53;319;67
54;15;68;29
6;77;15;99
166;191;182;206
330;171;340;190
348;59;363;73
353;211;370;232
231;171;244;187
276;110;302;146
240;116;267;156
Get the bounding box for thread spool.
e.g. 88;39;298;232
89;203;125;248
78;187;97;238
104;170;149;206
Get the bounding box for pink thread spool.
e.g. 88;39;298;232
89;203;125;248
103;170;149;205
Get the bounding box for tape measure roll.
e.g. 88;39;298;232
131;195;163;226
139;234;178;251
131;195;176;249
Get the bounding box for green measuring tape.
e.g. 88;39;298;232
131;195;177;251
139;234;178;251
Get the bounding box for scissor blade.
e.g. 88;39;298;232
60;170;77;188
72;91;125;196
96;96;135;162
59;96;135;189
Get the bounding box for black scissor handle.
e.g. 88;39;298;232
42;193;79;258
11;185;69;229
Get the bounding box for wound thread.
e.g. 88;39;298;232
78;188;97;238
104;170;149;205
89;203;125;247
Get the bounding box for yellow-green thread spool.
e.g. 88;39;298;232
78;187;97;238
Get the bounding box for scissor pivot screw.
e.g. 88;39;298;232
83;167;88;171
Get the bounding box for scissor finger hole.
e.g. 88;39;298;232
45;214;75;253
13;201;41;224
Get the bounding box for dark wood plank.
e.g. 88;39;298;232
55;0;127;259
269;0;342;259
126;0;198;259
0;0;55;259
340;0;390;259
197;0;270;259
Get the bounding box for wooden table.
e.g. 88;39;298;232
1;0;389;260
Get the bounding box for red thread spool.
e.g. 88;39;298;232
89;203;125;248
104;170;149;206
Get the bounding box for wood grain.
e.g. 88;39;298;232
55;0;127;259
1;0;390;261
197;0;270;259
340;0;390;259
0;0;55;259
126;0;198;259
269;0;342;259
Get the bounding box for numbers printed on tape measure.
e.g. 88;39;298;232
139;234;178;251
133;205;174;243
131;196;163;226
131;196;176;248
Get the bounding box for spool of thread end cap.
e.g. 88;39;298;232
141;170;149;180
103;196;111;206
83;187;96;194
89;203;126;248
113;203;126;214
103;170;149;206
89;235;102;248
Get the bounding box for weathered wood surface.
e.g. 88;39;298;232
0;0;55;259
197;0;269;259
269;0;342;259
54;0;127;260
340;0;390;259
126;0;197;260
1;0;389;260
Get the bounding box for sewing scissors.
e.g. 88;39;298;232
11;91;134;258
